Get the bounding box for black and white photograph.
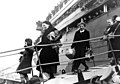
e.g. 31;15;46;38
0;0;120;84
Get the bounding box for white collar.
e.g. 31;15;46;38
80;29;85;33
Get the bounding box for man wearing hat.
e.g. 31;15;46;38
71;22;90;72
107;16;120;65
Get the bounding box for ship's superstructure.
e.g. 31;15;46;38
44;0;120;71
46;0;119;30
0;0;120;84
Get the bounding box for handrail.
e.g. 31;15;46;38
1;49;120;76
0;35;104;54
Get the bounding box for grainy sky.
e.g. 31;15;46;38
0;0;61;69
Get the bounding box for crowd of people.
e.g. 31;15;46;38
16;21;62;84
16;14;120;84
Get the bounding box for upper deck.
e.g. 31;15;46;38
46;0;116;30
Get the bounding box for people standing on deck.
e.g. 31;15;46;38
103;19;114;59
103;15;120;65
71;22;90;72
35;21;62;79
17;38;34;84
108;16;120;64
103;15;118;37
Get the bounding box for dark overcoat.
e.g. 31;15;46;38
36;27;60;73
108;21;120;59
71;29;90;59
17;47;34;74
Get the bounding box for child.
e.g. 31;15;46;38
17;38;34;84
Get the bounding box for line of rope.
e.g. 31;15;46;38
0;34;119;55
37;35;104;47
0;50;120;72
0;34;118;55
0;50;41;58
0;63;19;73
1;49;120;76
0;53;20;58
0;43;106;58
59;40;105;49
0;35;118;72
0;35;105;55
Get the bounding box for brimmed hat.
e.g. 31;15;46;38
77;22;86;27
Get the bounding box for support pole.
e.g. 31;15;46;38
35;47;44;83
107;37;119;72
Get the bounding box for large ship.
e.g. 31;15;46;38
0;0;120;84
43;0;120;83
44;0;120;72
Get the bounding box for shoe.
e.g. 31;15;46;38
72;70;78;74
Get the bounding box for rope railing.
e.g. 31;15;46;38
0;35;104;55
0;35;104;59
0;34;119;55
0;53;20;58
1;49;120;77
0;37;107;58
0;35;120;77
0;43;106;58
0;63;19;73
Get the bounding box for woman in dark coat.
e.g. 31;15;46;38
36;21;61;79
17;38;34;83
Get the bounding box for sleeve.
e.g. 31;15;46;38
86;31;90;48
71;32;77;48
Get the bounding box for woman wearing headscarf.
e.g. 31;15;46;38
35;21;62;79
17;38;34;83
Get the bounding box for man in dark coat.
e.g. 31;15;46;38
17;38;34;83
35;21;61;79
108;16;120;65
71;22;90;72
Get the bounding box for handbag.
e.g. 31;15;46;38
65;48;75;59
85;49;93;61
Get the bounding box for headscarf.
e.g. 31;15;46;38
25;38;32;46
42;21;54;29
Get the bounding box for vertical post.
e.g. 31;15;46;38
107;37;119;72
35;47;44;83
90;41;95;67
77;69;84;82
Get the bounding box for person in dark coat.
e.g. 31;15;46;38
103;19;114;58
71;22;90;72
108;16;120;65
17;38;34;83
103;15;120;65
35;21;61;79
